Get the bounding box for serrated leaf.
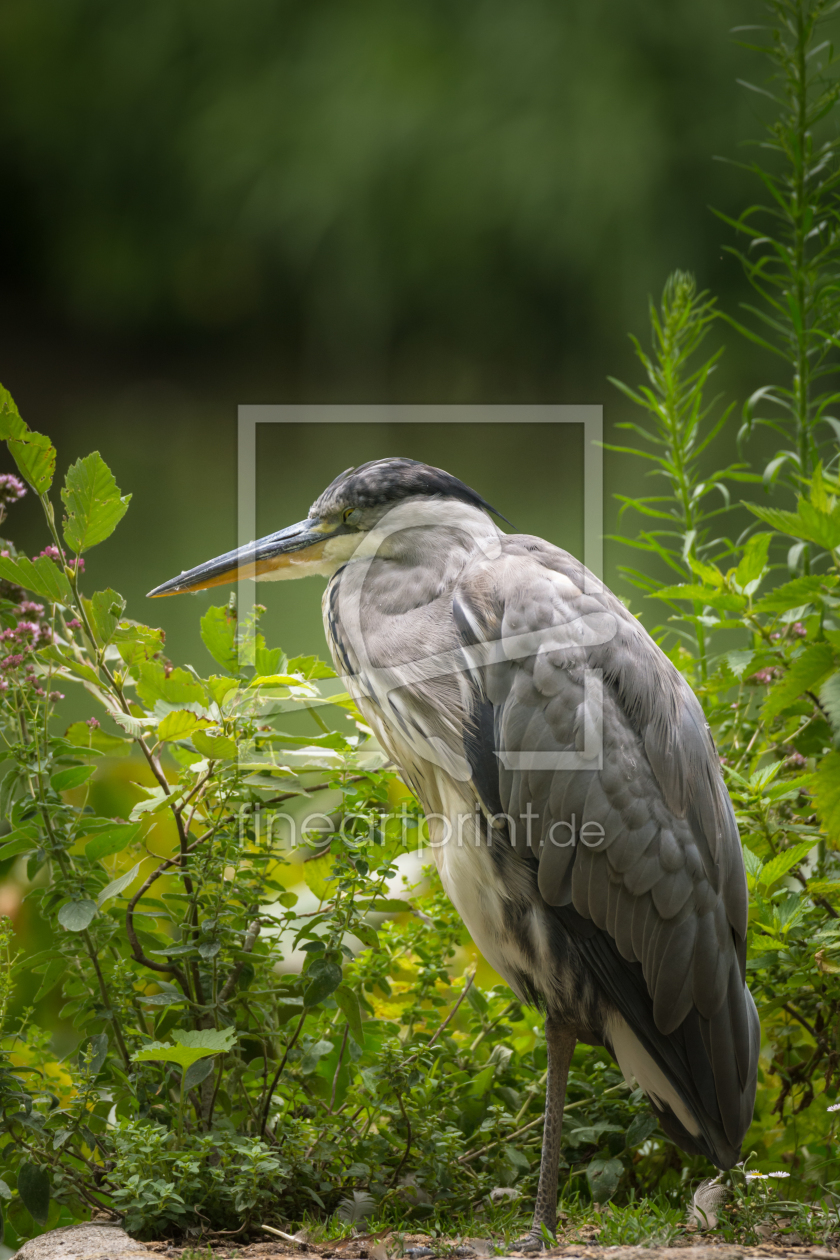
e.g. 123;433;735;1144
812;751;840;841
760;840;818;887
61;452;131;553
191;728;237;760
200;606;239;673
85;822;141;861
763;642;837;720
16;1163;50;1226
50;764;96;793
113;621;165;666
0;553;73;604
754;574;838;614
135;661;207;708
747;501;840;550
84;588;126;647
97;860;143;907
157;709;203;741
57;900;97;932
132;1026;236;1073
7;429;56;495
734;532;771;589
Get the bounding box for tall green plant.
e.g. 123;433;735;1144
723;0;840;511
609;272;754;676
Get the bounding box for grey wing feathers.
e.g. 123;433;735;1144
453;536;758;1168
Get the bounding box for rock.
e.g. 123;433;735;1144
13;1224;148;1260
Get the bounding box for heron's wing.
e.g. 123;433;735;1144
452;535;758;1165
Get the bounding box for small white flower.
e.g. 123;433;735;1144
745;1171;790;1181
828;1102;840;1112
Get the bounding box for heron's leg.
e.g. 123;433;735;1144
519;1017;576;1250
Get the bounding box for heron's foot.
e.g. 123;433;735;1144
512;1228;553;1253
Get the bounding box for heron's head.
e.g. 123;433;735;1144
148;457;503;597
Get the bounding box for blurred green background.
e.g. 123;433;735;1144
0;0;775;671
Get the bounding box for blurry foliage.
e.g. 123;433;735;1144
0;0;755;380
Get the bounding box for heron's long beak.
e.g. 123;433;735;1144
147;518;338;597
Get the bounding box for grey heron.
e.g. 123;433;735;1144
150;457;758;1243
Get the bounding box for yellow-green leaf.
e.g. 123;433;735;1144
191;728;237;760
61;452;131;553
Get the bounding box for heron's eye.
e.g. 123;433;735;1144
343;507;361;526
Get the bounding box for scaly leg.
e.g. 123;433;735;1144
517;1017;577;1251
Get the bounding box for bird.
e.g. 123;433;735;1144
149;457;759;1246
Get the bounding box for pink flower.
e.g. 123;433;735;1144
86;716;100;729
0;680;8;693
0;474;26;505
33;687;45;697
791;622;807;638
14;621;40;639
66;618;82;630
69;557;85;574
787;751;807;768
1;654;24;670
49;691;64;703
38;545;61;563
749;667;783;685
17;601;44;617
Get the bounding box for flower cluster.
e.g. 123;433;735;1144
749;667;784;685
38;544;85;575
0;474;26;506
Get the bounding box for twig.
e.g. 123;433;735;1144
457;1080;629;1164
389;1088;413;1187
260;1008;308;1137
401;969;476;1068
218;918;261;1004
330;1022;350;1113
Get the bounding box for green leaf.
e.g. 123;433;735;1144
754;574;838;614
50;764;96;793
303;853;338;901
7;429;56;496
132;1027;236;1073
625;1112;657;1148
57;900;97;932
191;728;237;760
763;642;837;720
85;822;141;861
97;860;143;907
0;835;37;862
747;501;840;550
84;589;126;647
586;1157;623;1204
0;553;73;604
32;958;65;1003
651;583;746;611
303;961;343;1007
200;606;239;674
734;532;771;589
39;644;101;687
135;661;207;708
820;672;840;736
183;1057;216;1091
812;751;840;841
113;622;165;666
16;1163;50;1226
334;984;364;1044
760;841;818;887
0;825;39;861
255;641;282;676
61;452;131;553
157;709;204;741
65;721;131;758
